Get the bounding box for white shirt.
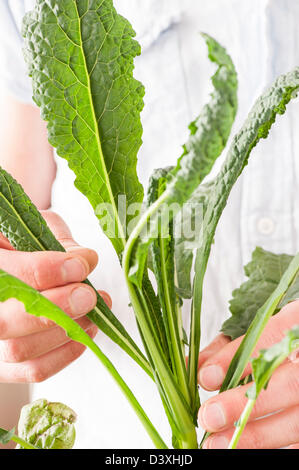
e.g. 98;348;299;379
0;0;298;449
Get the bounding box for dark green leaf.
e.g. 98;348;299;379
221;247;299;340
172;33;238;183
0;168;63;252
189;67;299;415
127;33;238;288
174;31;239;299
23;0;144;255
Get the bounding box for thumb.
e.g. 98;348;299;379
42;212;111;309
41;210;98;273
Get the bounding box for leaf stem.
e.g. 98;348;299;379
83;332;168;449
0;272;166;450
126;281;195;437
11;434;38;450
123;191;197;445
228;399;255;449
188;250;208;416
159;235;190;405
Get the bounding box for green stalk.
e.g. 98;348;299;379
11;435;38;450
83;331;168;449
88;298;153;379
0;270;166;450
228;399;255;449
188;250;208;416
179;428;199;449
159;234;191;405
176;300;186;358
123;190;198;448
127;282;196;439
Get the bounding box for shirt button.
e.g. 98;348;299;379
257;217;275;235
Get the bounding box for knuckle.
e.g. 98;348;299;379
69;341;85;359
30;256;51;290
245;426;264;449
25;364;47;383
0;339;24;363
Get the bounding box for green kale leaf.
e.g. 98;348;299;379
23;0;144;256
222;247;299;340
18;399;76;449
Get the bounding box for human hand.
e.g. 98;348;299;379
198;300;299;449
0;211;111;383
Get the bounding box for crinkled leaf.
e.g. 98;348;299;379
127;33;237;288
0;165;151;378
189;67;299;415
246;326;299;400
172;33;238;183
197;67;299;281
174;31;238;299
18;399;76;449
23;0;144;256
222;247;299;340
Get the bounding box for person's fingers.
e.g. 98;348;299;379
0;210;99;292
198;361;299;433
198;334;231;370
0;233;14;250
41;211;98;272
98;290;112;309
0;248;94;291
287;443;299;449
0;316;94;363
0;283;97;339
203;404;299;449
0;324;98;383
198;300;299;391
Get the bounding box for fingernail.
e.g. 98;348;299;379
200;402;226;430
70;287;96;315
62;258;87;283
199;365;225;390
204;436;229;449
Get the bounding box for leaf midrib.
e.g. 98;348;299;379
0;190;44;251
74;4;126;249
